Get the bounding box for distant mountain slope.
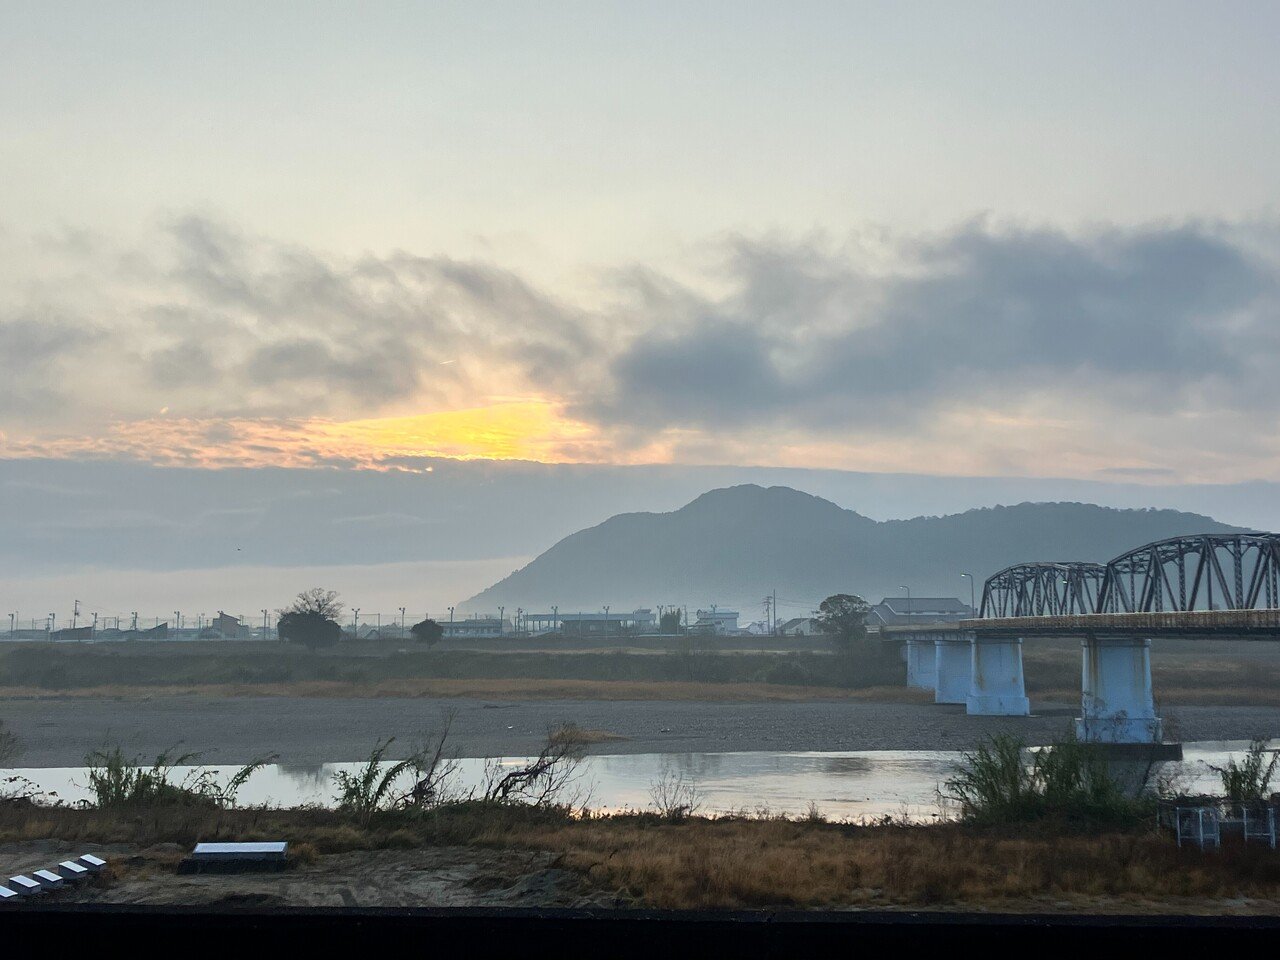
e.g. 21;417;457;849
462;484;1246;616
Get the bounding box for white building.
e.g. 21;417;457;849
690;609;739;634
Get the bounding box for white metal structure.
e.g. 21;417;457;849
1175;807;1221;850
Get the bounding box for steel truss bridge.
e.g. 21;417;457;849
885;533;1280;640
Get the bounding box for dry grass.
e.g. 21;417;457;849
0;679;935;703
7;802;1280;912
496;816;1280;911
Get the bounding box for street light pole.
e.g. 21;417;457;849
960;573;975;617
898;585;911;622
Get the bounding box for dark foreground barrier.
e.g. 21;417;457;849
4;906;1280;953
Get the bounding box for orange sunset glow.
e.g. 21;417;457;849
1;401;658;470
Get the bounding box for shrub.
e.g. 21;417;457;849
410;618;443;646
85;745;272;809
946;734;1149;827
1209;738;1279;808
277;610;341;650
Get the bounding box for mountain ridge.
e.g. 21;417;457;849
463;484;1246;616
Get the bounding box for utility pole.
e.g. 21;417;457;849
399;607;406;632
352;608;361;636
262;609;269;639
72;600;80;629
603;604;610;638
498;606;505;636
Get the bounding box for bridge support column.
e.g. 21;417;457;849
934;636;972;704
905;637;937;690
1076;637;1162;743
966;637;1030;716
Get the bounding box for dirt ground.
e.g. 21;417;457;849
0;838;621;909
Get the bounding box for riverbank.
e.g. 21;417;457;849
5;696;1280;766
5;806;1280;913
4;638;1280;707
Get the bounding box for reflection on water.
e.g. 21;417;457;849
1;742;1264;822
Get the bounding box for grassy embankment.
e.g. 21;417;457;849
0;637;1277;705
5;728;1280;912
11;802;1280;911
0;640;915;701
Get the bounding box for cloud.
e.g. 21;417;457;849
0;214;596;425
582;221;1279;433
3;215;1280;481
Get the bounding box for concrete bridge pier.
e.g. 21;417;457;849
904;637;938;690
966;637;1030;716
934;636;972;704
1076;636;1162;743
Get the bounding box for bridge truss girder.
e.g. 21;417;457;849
979;562;1106;619
1097;533;1280;613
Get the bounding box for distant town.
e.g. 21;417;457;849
4;595;975;643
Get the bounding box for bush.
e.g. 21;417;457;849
946;734;1150;827
278;610;341;650
1209;738;1279;808
763;659;816;686
85;746;272;809
410;618;443;646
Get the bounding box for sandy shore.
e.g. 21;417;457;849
5;696;1280;766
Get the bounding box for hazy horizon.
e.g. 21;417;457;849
4;456;1278;620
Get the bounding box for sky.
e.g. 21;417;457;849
4;1;1280;615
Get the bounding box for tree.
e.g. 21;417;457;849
659;609;683;634
410;618;443;646
287;588;343;619
814;593;903;687
277;588;343;650
813;593;871;654
277;611;341;650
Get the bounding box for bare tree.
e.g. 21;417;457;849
400;711;461;809
649;766;701;820
483;723;589;806
287;588;344;619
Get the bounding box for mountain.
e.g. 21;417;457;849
462;484;1247;616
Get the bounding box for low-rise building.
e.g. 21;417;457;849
868;597;973;627
777;616;822;637
441;616;506;638
691;609;739;635
523;609;656;636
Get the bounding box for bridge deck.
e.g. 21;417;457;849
877;609;1280;640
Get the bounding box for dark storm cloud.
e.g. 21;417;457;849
581;221;1279;432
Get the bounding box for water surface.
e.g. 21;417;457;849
1;742;1259;821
